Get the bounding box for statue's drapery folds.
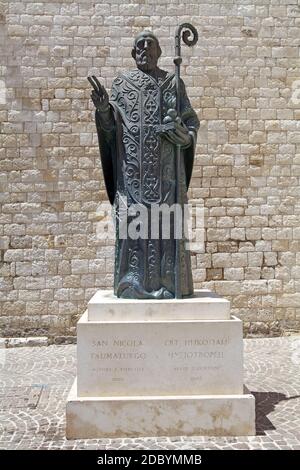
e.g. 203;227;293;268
95;68;199;299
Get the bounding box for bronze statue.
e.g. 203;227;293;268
88;27;199;299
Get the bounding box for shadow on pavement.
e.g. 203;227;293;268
252;391;300;435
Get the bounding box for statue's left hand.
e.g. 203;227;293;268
162;121;192;147
161;108;192;147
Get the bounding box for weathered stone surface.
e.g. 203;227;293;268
67;381;255;438
77;309;241;398
88;289;230;322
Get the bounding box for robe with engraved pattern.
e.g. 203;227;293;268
95;68;199;299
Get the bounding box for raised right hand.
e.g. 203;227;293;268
88;75;110;113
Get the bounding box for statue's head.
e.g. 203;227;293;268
132;30;162;73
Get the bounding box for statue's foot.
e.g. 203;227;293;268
119;287;135;299
118;284;174;300
151;287;174;299
162;289;174;299
119;286;159;299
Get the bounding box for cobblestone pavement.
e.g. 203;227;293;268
0;337;300;450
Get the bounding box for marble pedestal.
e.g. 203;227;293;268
66;290;255;438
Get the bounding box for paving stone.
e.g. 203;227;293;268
0;337;299;449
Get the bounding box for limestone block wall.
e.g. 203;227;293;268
0;0;299;338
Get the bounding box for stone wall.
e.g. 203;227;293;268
0;0;299;338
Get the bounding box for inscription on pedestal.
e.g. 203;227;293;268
90;338;146;383
77;315;243;397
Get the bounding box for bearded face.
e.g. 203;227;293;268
132;34;161;73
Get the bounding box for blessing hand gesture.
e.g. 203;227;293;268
88;75;110;114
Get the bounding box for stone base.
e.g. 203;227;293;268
66;379;255;438
66;289;256;438
77;311;244;397
88;289;230;321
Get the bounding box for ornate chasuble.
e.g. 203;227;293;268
111;69;179;206
95;68;199;299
